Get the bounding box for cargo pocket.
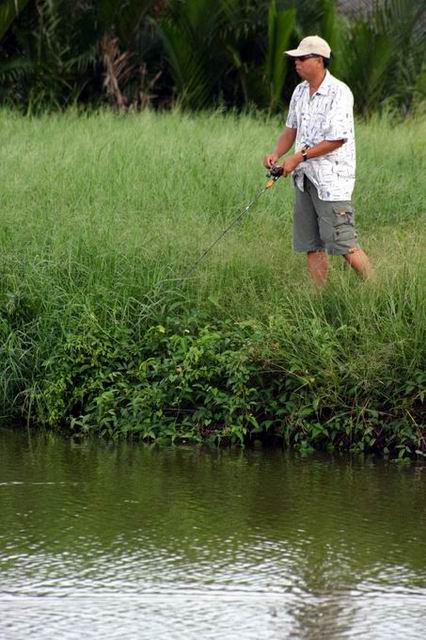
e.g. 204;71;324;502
333;205;355;227
329;205;358;254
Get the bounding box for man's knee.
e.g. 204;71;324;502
343;247;362;259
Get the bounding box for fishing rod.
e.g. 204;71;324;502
185;164;285;277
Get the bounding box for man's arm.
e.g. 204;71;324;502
263;127;297;168
281;139;344;176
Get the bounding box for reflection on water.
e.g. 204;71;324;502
0;429;425;639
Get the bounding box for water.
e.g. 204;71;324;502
1;428;425;639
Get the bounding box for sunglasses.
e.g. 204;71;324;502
294;54;320;62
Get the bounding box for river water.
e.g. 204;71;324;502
1;428;425;639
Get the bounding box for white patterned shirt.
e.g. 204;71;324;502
286;71;355;201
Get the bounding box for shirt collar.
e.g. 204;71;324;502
316;70;332;95
302;70;332;97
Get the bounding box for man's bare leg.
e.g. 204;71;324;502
343;248;373;279
307;250;329;288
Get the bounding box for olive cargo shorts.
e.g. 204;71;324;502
293;176;360;255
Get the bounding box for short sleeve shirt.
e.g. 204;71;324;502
286;71;355;201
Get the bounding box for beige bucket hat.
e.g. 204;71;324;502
285;35;331;58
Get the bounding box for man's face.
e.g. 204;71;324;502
294;55;323;80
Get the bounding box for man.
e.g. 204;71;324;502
264;35;372;287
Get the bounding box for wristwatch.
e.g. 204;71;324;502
301;146;309;162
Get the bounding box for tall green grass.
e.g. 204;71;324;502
0;109;425;456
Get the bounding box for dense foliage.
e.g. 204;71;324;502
0;0;425;114
28;312;425;457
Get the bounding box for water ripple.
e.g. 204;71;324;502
1;432;425;639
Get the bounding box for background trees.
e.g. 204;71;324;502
0;0;424;114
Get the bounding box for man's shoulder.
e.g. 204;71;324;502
326;73;353;100
292;80;309;99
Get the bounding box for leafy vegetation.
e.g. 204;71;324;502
0;0;424;114
0;109;424;457
28;311;425;456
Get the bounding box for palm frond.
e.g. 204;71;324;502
159;0;233;109
0;56;32;82
0;0;30;42
340;0;425;113
265;2;296;112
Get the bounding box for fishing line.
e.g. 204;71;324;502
184;165;285;277
141;165;285;305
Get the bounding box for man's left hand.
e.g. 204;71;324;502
282;153;302;176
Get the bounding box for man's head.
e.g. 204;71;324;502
285;36;331;81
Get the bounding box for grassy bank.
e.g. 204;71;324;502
0;110;425;457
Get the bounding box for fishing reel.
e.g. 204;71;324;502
265;163;284;188
266;164;284;179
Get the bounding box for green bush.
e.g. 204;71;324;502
27;308;425;458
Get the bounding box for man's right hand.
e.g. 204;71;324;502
263;153;278;169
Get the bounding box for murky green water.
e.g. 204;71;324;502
1;428;425;639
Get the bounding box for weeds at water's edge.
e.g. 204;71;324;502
2;298;423;460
